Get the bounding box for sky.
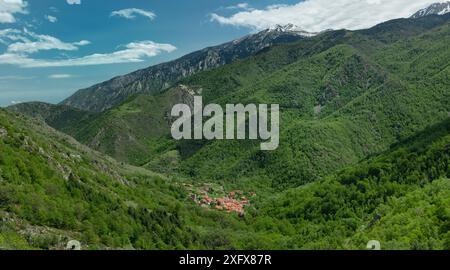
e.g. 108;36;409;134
0;0;439;106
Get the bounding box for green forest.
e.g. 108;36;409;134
1;13;449;250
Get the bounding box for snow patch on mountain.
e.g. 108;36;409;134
411;2;450;18
268;24;318;37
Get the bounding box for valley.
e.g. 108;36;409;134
1;4;449;250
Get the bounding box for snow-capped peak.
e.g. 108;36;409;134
411;2;450;18
269;23;302;32
268;24;317;37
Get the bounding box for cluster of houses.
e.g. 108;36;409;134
185;183;256;216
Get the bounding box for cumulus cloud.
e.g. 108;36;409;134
0;0;28;23
210;0;440;32
111;8;156;20
45;15;57;23
66;0;81;5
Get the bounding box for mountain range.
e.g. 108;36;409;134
13;11;450;178
60;25;315;112
60;1;450;113
2;3;450;250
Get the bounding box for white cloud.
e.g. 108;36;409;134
73;40;90;46
210;0;440;32
0;39;176;68
0;0;28;23
45;15;57;23
48;74;73;79
0;28;23;44
2;28;89;54
66;0;81;5
0;28;175;68
225;3;253;11
111;8;156;21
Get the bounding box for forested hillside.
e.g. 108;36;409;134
0;109;248;249
1;110;448;250
249;119;449;249
3;12;449;250
19;14;449;188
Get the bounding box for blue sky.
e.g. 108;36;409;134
0;0;436;106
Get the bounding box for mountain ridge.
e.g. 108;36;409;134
11;14;447;189
49;2;450;113
60;25;314;112
411;1;450;18
2;6;450;250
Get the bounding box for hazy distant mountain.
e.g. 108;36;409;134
411;2;450;18
61;25;315;112
8;102;96;135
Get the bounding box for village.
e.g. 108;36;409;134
183;183;256;216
